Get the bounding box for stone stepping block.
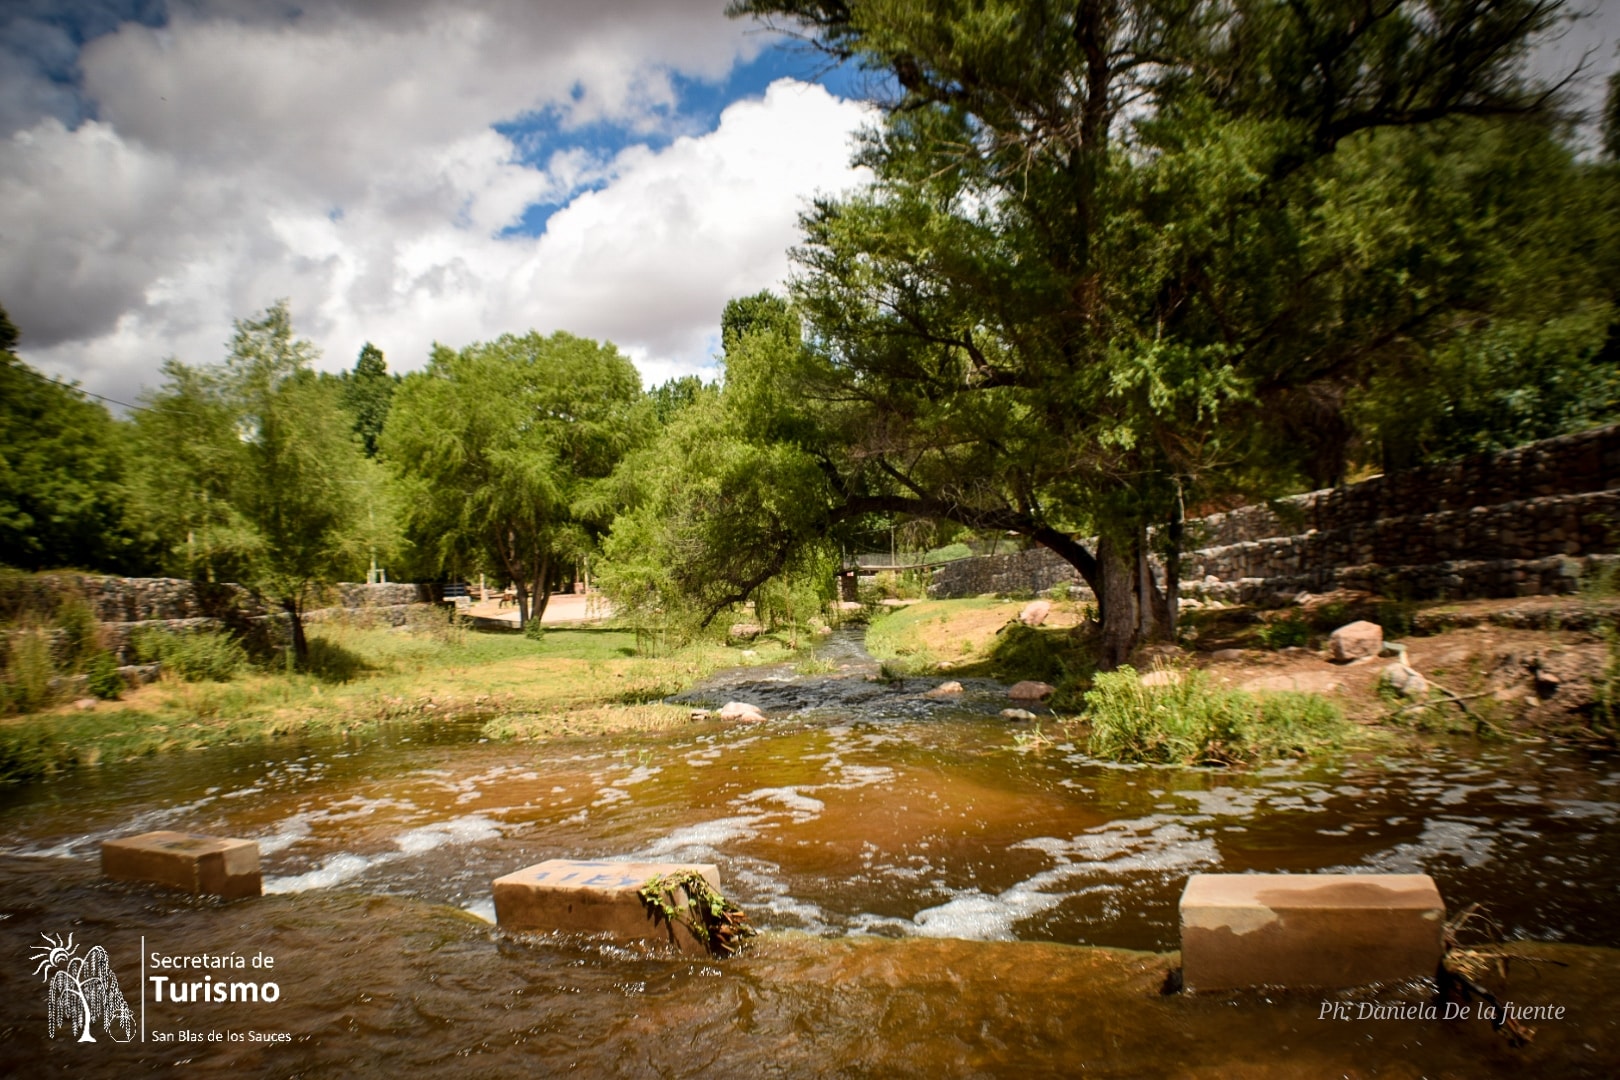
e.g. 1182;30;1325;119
101;831;262;900
1179;872;1444;991
493;859;722;956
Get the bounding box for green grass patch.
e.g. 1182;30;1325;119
0;620;754;781
1083;666;1345;765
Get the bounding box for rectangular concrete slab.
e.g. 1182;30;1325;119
1180;873;1444;991
101;831;262;900
493;859;722;956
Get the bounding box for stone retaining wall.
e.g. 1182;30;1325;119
928;424;1620;603
0;574;441;663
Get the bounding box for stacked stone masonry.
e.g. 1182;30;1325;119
0;575;442;664
929;424;1620;603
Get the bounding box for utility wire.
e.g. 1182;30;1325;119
5;357;142;411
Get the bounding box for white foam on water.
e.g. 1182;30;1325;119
591;787;631;808
264;852;393;893
912;888;1064;941
394;814;503;855
736;787;825;818
633;815;765;861
254;815;314;855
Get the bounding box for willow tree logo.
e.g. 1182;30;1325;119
30;933;136;1044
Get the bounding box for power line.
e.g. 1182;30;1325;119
5;357;142;411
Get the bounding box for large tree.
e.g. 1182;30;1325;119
0;308;144;573
383;331;647;628
129;302;385;663
710;0;1584;665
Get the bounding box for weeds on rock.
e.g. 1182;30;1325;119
637;870;756;958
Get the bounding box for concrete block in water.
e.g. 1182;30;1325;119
493;859;721;955
1179;873;1444;990
101;831;262;900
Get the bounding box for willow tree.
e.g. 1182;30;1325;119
725;0;1574;665
130;302;387;663
383;331;647;628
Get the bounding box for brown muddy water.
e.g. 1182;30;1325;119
2;636;1618;1077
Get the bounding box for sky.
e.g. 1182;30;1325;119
1;0;1617;409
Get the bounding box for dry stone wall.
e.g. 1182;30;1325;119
929;424;1620;603
0;574;442;663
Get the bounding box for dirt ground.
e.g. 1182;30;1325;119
897;592;1618;738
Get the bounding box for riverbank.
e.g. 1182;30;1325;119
0;619;800;781
864;593;1619;741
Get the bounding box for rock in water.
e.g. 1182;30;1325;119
1008;680;1056;701
1001;708;1038;721
923;681;964;698
1329;620;1383;662
718;701;766;723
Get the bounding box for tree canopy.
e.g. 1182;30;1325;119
128;301;386;662
670;0;1608;664
382;330;647;627
0;307;142;573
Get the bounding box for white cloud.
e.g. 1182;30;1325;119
0;1;873;403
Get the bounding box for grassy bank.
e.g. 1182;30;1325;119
0;619;796;781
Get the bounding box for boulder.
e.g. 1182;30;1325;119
1018;600;1052;627
1007;680;1056;702
1379;663;1429;699
1001;708;1038;721
728;623;763;642
718;701;766;723
1210;648;1246;662
1329;620;1384;663
923;681;964;698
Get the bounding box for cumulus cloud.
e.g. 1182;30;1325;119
0;0;873;403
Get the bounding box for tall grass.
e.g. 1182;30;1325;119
132;627;248;682
1084;666;1344;765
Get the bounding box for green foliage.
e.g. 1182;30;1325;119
0;307;145;573
923;542;973;564
85;650;124;700
340;342;397;457
126;301;391;665
713;0;1596;665
637;870;757;957
1083;667;1344;765
2;625;57;714
52;596;101;669
132;627;247;683
1256;613;1311;650
384;330;646;629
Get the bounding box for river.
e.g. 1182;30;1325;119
2;630;1616;1076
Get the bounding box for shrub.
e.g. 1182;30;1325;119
1257;612;1310;649
1084;666;1343;765
3;626;59;713
85;650;124;700
54;597;102;669
133;627;247;682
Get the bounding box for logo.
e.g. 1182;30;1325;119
30;933;136;1044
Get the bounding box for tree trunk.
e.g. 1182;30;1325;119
1165;488;1184;641
1096;534;1139;669
530;553;552;623
283;596;309;667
